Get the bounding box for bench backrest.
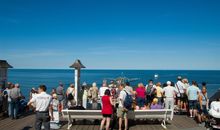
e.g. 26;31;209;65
128;109;173;120
62;109;173;120
62;110;103;119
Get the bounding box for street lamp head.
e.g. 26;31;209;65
69;59;86;69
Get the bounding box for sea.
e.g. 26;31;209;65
8;69;220;99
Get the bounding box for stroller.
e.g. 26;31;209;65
206;101;220;130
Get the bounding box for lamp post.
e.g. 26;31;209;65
69;59;86;105
0;60;13;89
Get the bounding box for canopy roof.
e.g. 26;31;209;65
70;59;86;69
0;60;13;68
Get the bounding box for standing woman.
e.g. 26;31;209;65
135;83;146;109
155;82;163;105
197;85;209;124
66;84;75;108
82;86;88;109
100;89;113;130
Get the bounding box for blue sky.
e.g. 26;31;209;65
0;0;220;70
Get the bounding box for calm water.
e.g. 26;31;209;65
8;69;220;99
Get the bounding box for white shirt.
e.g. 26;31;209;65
163;86;178;98
209;101;220;118
4;89;11;102
51;98;59;111
30;92;52;111
145;84;156;89
125;86;133;95
99;86;109;97
118;89;126;108
175;81;185;94
67;87;74;95
83;90;88;99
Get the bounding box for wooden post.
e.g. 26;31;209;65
70;59;85;105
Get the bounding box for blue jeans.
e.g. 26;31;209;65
136;97;145;107
8;101;12;117
11;98;19;119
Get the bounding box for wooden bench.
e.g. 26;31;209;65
62;109;173;129
128;109;173;129
62;110;103;129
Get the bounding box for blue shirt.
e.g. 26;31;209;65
187;85;200;100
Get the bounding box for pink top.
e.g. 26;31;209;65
136;87;145;98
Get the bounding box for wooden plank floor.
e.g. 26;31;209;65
0;114;206;130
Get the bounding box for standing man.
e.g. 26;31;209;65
163;81;178;110
28;85;53;130
99;82;109;108
56;82;65;111
175;76;186;110
117;84;129;130
145;80;156;107
9;83;21;119
187;81;200;118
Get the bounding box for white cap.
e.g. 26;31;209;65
167;81;171;85
92;82;97;87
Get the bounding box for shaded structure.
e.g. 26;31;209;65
0;60;13;89
209;89;220;102
70;59;86;105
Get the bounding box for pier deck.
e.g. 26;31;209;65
0;113;206;130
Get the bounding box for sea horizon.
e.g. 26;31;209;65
7;69;220;99
8;68;220;71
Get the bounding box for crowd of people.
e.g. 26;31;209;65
42;76;208;130
96;76;209;130
0;76;212;130
0;82;27;120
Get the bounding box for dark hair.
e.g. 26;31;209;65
104;89;111;96
125;82;130;86
192;81;197;86
202;82;206;86
149;79;153;83
162;83;167;88
39;85;47;92
171;82;175;87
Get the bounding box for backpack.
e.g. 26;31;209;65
124;90;133;110
146;85;153;95
67;93;74;100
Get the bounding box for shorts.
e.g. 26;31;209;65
103;114;112;118
117;107;128;118
198;105;208;115
177;93;187;102
188;100;197;109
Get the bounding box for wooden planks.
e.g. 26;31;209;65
0;114;206;130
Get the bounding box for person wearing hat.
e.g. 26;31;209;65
163;81;178;110
175;76;186;110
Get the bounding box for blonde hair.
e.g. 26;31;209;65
152;98;158;104
138;83;144;87
156;82;161;87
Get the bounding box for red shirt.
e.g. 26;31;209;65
102;95;113;114
136;87;146;98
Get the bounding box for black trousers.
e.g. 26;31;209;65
35;112;50;130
